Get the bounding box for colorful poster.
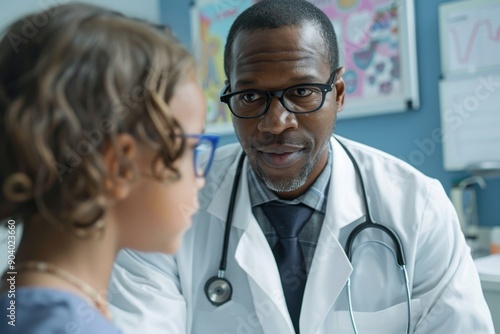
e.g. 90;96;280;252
192;0;417;131
314;0;402;100
193;0;257;133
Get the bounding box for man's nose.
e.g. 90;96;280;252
257;97;298;134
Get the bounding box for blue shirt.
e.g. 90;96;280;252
0;287;121;334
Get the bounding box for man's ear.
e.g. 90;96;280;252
334;67;346;113
103;134;138;201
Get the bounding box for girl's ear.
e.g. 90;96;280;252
103;134;138;200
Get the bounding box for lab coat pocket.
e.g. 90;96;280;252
328;299;421;334
194;300;266;334
195;301;235;331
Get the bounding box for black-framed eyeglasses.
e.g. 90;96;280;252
219;70;339;119
183;134;219;177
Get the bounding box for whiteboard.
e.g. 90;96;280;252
439;72;500;171
439;0;500;77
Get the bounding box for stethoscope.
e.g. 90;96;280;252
204;138;412;334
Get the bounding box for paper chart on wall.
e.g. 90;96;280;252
192;0;419;133
439;0;500;76
439;72;500;171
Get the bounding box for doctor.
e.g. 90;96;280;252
109;0;494;333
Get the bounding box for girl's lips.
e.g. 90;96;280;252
259;150;303;168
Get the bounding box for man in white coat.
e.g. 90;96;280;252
109;1;495;333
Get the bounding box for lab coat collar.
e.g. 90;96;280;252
325;136;366;232
206;147;245;225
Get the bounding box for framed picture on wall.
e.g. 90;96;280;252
190;0;257;134
191;0;420;133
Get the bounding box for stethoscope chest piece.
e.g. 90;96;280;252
205;275;232;306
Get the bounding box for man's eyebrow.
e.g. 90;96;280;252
234;75;323;88
291;74;322;82
233;79;256;87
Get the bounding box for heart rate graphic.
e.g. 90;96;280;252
450;19;500;65
442;0;500;75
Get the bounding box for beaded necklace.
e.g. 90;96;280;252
14;261;111;319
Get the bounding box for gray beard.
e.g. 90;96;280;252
254;141;328;193
257;162;310;193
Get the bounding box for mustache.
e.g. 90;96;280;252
254;133;307;147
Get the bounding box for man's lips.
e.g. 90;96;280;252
257;144;304;154
257;145;305;168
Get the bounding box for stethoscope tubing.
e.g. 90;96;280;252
219;152;246;273
335;138;411;334
203;153;246;307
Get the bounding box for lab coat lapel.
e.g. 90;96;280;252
206;150;241;223
234;160;294;334
300;137;364;334
208;154;294;333
236;217;295;333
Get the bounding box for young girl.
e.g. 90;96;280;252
0;3;216;333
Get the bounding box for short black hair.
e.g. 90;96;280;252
223;0;339;79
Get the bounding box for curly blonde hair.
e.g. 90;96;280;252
0;4;195;234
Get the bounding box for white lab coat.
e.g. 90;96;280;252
109;137;495;334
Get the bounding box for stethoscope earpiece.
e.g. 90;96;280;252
205;276;233;306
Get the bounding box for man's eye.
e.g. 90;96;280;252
291;87;313;97
240;92;263;103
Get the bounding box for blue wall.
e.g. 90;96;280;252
160;0;500;227
160;0;193;49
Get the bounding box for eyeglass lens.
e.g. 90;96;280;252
194;138;215;177
229;86;326;118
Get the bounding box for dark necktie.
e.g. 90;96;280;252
261;202;315;334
